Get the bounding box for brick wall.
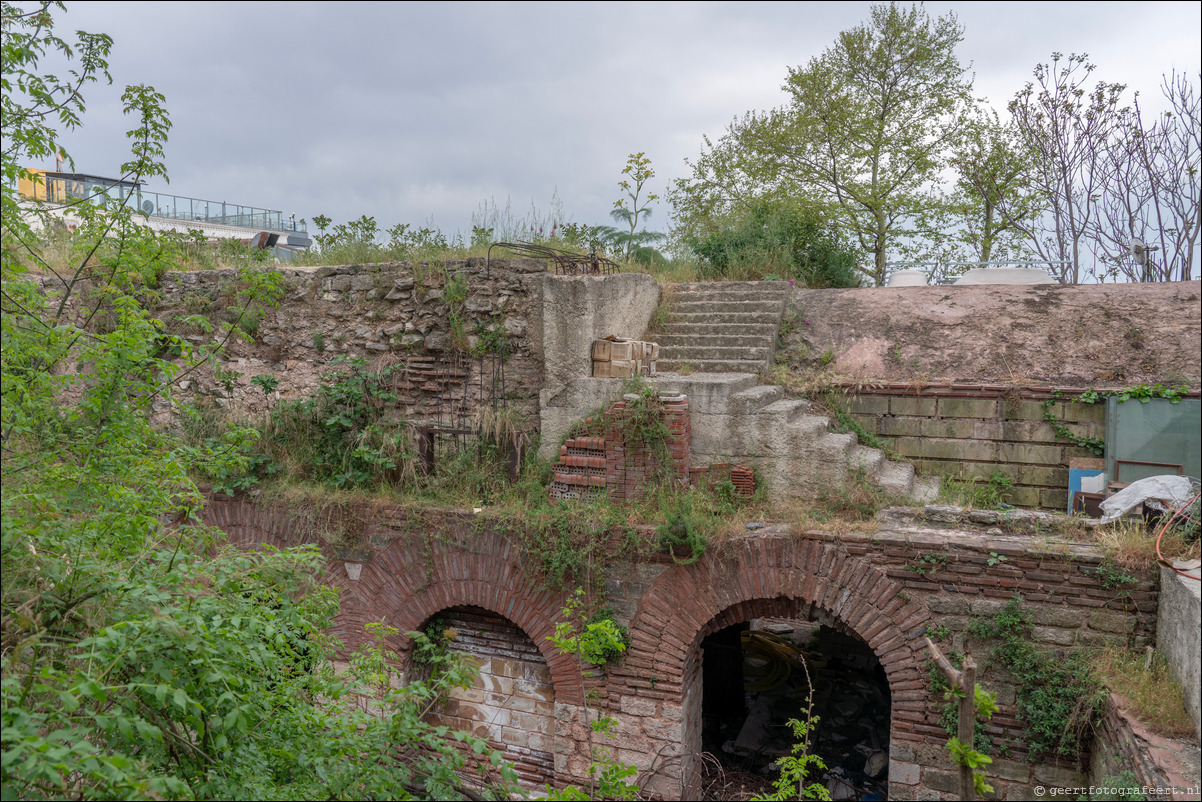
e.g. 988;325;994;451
434;606;555;788
202;498;1159;800
549;394;691;502
843;385;1109;511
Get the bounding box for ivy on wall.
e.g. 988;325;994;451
1041;383;1189;456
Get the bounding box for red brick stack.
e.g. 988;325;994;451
548;436;607;501
546;394;691;503
688;462;757;497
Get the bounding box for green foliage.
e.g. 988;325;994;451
1092;560;1137;590
906;552;948;578
671;3;974;285
687;198;861;287
1077;771;1146;801
752;716;831;801
1042;384;1187;456
599;152;665;264
829;402;892;452
968;595;1106;758
546;590;639;801
1;9;521;798
927;624;951;641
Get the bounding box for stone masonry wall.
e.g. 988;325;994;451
154;257;547;427
435;606;556;788
844;385;1109;511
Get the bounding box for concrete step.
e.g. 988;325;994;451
911;475;941;503
849;445;885;477
761;399;814;425
661;346;771;362
671;299;787;314
729;384;785;413
656;322;780;336
655;333;769;348
672;281;790;296
646;372;762;411
657;359;769;373
875;460;916;498
665;311;785;325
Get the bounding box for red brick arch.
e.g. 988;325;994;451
201;499;583;704
625;536;929;684
615;534;932;796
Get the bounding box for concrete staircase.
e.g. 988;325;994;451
540;372;940;504
655;281;790;373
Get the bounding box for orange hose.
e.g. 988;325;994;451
1155;491;1201;580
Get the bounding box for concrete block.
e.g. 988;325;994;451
928;596;970;615
923;768;960;793
890;397;938;417
1088;610;1135;634
1032;626;1076;646
919;418;980;439
1003;399;1056;421
909;438;998;462
1002;419;1061;443
849;413;881;434
1008;486;1041;508
938;398;999;419
1062;402;1105;423
1157;565;1201;739
1031;606;1085;628
881;417;923;437
1038;488;1068;510
890;761;920;785
996;442;1062;465
846;395;891;415
1032;765;1086;787
619;696;657;717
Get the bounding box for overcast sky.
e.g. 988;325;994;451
34;1;1202;240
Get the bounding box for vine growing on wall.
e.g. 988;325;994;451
1040;383;1189;456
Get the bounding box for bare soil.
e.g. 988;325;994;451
782;282;1201;388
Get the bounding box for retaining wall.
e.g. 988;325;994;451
844;385;1108;511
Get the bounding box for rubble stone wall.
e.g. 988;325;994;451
154;258;548;427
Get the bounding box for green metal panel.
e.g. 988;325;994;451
1105;397;1201;482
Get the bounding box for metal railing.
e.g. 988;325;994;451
25;176;306;233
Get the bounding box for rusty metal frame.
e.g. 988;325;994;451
493;241;620;275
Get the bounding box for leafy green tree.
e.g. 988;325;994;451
671;3;974;285
686;197;861;286
947;110;1043;265
2;5;516;799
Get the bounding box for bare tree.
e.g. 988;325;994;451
1004;53;1125;284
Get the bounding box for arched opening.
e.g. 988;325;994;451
420;605;556;789
696;605;891;800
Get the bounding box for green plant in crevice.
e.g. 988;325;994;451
546;589;638;801
906;552;948;578
1040;384;1188;457
1092;560;1137;590
967;594;1106;759
829;403;892;452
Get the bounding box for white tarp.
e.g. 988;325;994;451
1099;475;1198;524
